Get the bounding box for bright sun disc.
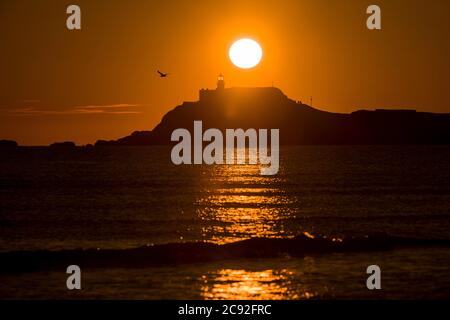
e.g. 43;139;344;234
229;38;263;69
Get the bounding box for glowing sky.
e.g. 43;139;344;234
0;0;449;145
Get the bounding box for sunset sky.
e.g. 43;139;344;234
1;0;449;145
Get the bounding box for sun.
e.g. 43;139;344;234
229;38;263;69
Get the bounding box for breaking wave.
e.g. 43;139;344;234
1;233;450;273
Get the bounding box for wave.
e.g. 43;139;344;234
1;233;450;273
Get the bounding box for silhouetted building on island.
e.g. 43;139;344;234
199;74;289;104
199;74;225;101
217;73;225;90
95;79;450;146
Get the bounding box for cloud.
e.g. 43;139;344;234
6;104;144;116
17;99;41;104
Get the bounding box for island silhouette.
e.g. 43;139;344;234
95;77;450;146
0;140;18;147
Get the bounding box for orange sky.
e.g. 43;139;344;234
1;0;449;145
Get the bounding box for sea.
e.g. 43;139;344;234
0;146;449;299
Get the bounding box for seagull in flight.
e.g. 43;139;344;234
157;70;169;78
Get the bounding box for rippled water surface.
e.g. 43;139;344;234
1;146;449;298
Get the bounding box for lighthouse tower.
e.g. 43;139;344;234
217;74;225;90
199;74;226;102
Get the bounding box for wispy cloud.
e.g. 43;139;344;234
6;104;143;116
17;99;41;104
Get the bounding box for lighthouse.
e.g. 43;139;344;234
199;74;226;101
217;73;225;90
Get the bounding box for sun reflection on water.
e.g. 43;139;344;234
196;164;295;244
194;160;313;300
178;152;339;301
200;268;317;300
200;207;288;244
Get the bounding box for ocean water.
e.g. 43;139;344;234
0;146;450;299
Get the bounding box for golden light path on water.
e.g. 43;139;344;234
200;269;317;300
194;160;317;300
196;163;294;244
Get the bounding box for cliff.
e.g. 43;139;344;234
0;140;18;147
95;87;450;145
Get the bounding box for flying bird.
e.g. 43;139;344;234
157;70;169;78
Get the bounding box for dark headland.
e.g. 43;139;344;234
0;139;18;147
96;85;450;146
